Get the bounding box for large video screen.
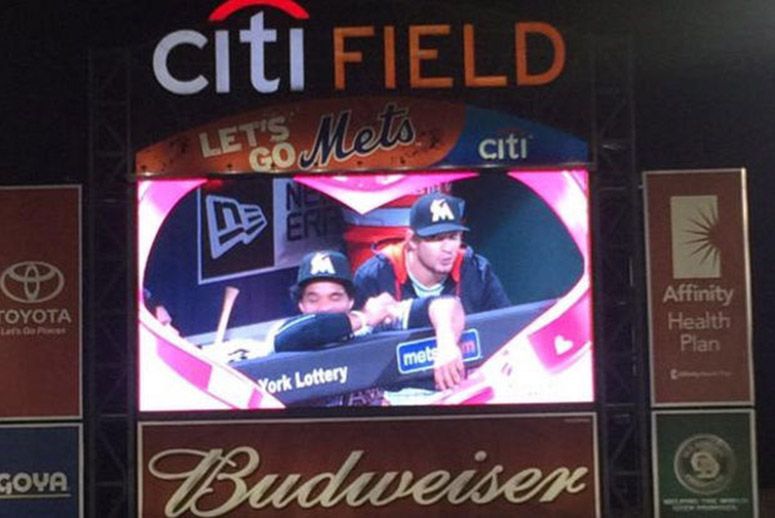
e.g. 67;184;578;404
137;171;592;411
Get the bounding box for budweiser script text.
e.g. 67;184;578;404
147;447;590;516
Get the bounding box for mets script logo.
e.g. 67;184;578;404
0;261;65;304
206;195;268;259
673;434;736;495
309;253;335;275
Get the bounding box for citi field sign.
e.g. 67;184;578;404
152;0;567;96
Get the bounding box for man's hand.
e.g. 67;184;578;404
154;305;180;335
433;336;465;390
362;292;402;327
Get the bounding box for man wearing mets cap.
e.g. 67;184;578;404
354;192;510;391
271;250;395;353
267;250;403;406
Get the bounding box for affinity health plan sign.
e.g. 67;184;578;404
644;169;753;406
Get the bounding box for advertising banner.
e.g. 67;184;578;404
0;424;82;517
136;97;587;177
644;169;752;406
652;410;758;517
0;185;81;419
131;0;592;164
139;414;599;517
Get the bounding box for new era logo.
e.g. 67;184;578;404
430;198;455;222
206;195;268;259
309;253;335;275
670;195;721;279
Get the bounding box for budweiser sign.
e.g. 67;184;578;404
139;415;599;517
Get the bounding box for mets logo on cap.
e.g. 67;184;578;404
430;198;455;222
410;193;469;238
296;250;353;288
310;252;336;275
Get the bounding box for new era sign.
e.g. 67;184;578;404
205;195;268;260
198;181;275;282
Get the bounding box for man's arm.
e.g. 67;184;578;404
379;294;467;390
353;255;396;308
427;297;466;391
273;313;354;352
273;295;398;352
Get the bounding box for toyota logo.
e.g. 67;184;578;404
0;261;65;304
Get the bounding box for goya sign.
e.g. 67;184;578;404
0;424;82;517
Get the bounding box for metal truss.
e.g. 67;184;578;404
87;47;134;518
591;35;650;517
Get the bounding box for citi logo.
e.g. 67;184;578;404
205;195;268;258
0;261;65;304
153;0;308;95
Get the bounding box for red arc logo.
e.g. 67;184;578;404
209;0;309;21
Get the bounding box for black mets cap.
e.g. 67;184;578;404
295;251;353;290
409;192;469;238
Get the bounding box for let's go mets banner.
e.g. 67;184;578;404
0;185;81;419
135;97;587;177
644;169;753;406
139;414;599;517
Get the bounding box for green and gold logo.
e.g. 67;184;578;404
673;434;736;495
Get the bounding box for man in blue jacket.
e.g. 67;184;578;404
271;250;392;352
354;192;510;390
269;249;465;405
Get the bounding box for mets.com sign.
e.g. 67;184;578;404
397;329;481;374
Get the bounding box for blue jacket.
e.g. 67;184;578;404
272;313;354;352
354;243;511;325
